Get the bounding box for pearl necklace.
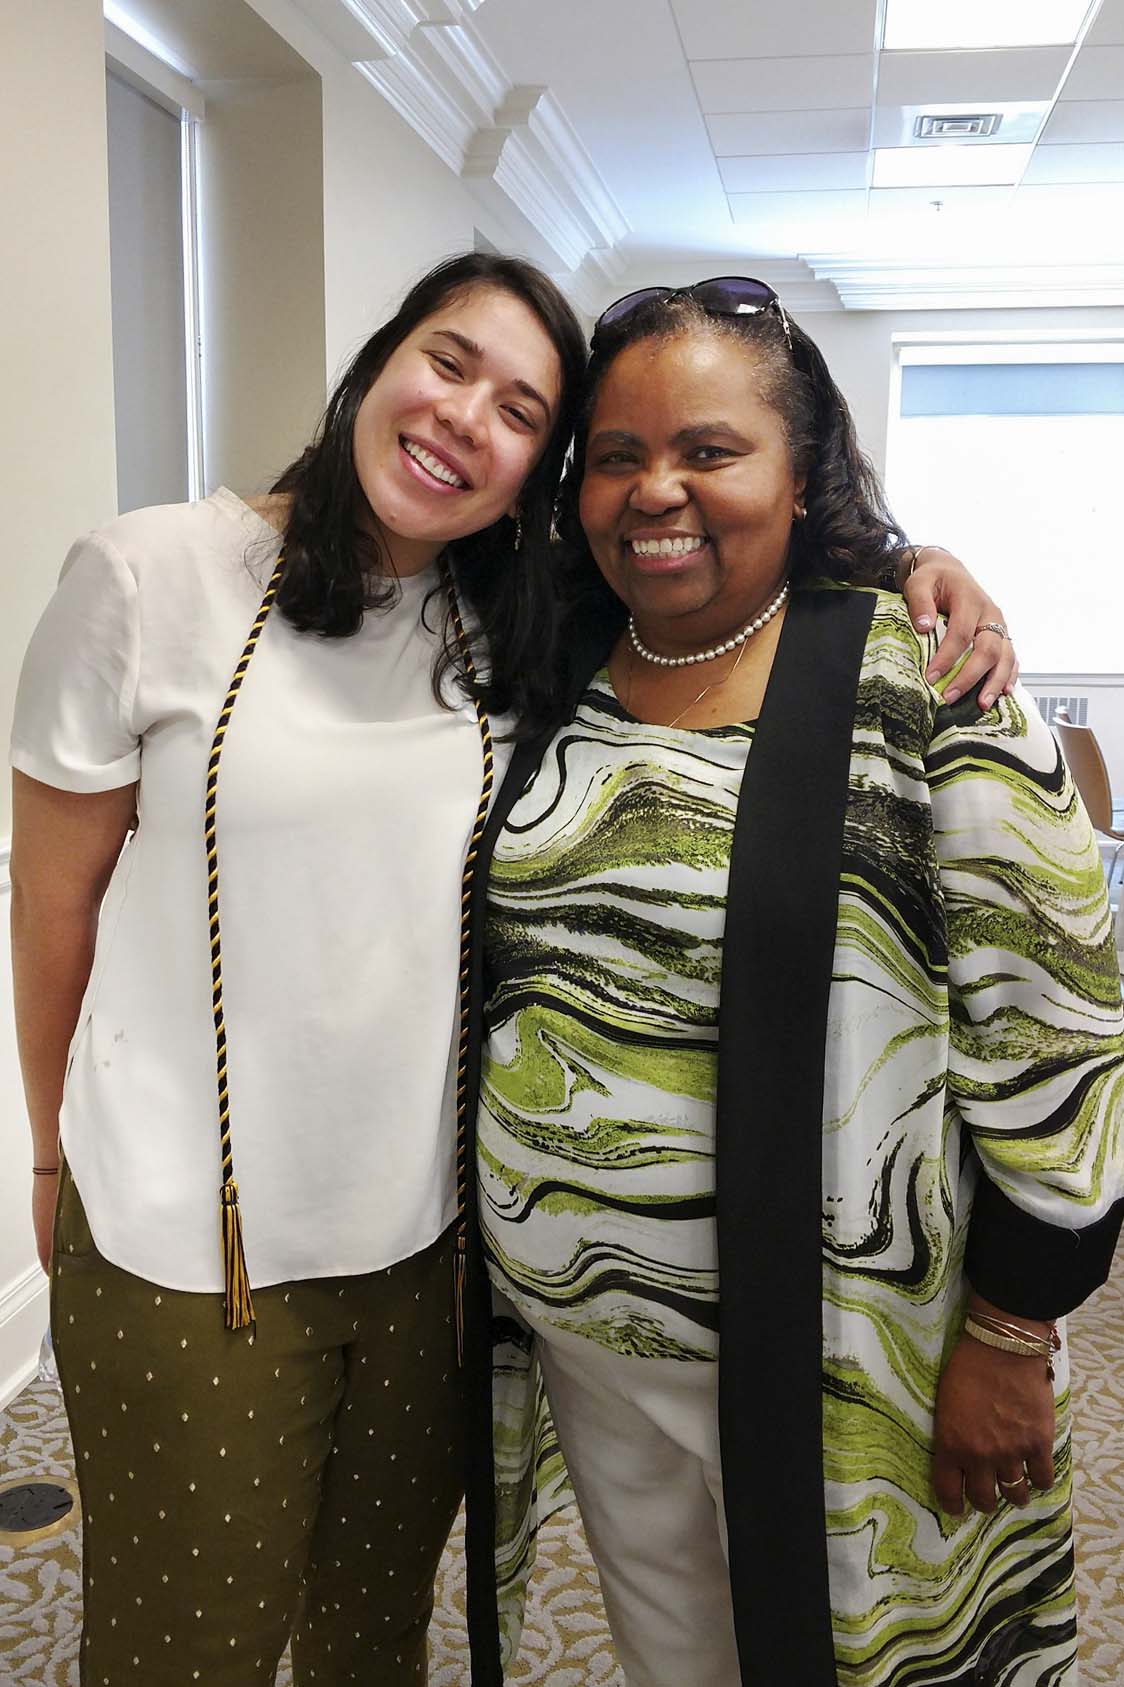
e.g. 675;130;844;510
628;581;789;668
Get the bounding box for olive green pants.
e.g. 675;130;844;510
51;1168;464;1685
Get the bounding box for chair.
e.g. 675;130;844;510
1052;720;1124;900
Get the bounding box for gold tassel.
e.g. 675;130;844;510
454;1225;466;1367
221;1181;256;1330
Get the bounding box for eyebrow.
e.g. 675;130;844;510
588;422;746;450
431;329;552;418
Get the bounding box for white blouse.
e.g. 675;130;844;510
11;488;508;1291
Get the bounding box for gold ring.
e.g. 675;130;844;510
975;621;1009;640
997;1475;1028;1491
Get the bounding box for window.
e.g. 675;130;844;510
886;337;1124;675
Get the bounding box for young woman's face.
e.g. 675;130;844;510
578;331;805;652
352;284;563;573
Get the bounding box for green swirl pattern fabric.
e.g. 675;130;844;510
479;592;1124;1686
480;678;754;1363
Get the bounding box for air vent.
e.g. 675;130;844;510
914;113;1003;139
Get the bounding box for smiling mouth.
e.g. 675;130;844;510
625;535;710;569
400;437;469;491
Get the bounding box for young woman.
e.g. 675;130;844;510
459;280;1124;1687
12;251;1009;1686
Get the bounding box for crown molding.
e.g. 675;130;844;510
313;0;629;282
803;255;1124;311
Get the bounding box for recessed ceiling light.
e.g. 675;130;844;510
872;143;1033;187
883;0;1092;51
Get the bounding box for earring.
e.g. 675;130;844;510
513;511;523;552
793;504;807;521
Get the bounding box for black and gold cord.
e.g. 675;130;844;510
205;558;284;1330
440;559;495;1365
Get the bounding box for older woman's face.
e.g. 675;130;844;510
352;284;562;574
578;331;805;647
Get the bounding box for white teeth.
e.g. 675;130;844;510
629;536;707;557
402;440;467;488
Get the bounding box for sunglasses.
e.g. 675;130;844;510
592;276;793;353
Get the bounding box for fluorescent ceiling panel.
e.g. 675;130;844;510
872;142;1033;186
882;0;1092;51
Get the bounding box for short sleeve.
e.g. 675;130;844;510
10;531;142;792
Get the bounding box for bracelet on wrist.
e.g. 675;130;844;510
964;1314;1060;1379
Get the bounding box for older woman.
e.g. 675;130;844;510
459;281;1124;1687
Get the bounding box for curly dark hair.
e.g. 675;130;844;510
553;294;909;639
269;252;587;735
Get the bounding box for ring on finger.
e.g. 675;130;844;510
975;621;1010;640
997;1472;1029;1493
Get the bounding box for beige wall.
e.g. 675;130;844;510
243;0;506;382
199;74;327;495
0;0;119;843
0;0;118;1399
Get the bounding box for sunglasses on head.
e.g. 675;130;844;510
592;276;793;353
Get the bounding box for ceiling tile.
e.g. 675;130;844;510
868;185;1013;215
672;0;877;61
1086;0;1124;46
1013;181;1124;222
719;152;870;192
727;187;867;224
707;109;871;156
692;55;875;114
1063;45;1124;100
1043;100;1124;143
1023;141;1124;183
876;47;1071;106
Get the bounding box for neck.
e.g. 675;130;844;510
631;575;789;664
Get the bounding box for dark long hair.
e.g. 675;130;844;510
554;295;909;638
270;252;587;734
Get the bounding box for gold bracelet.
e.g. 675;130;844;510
964;1317;1057;1378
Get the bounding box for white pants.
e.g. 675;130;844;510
534;1322;742;1687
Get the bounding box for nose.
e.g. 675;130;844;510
627;462;689;515
435;381;487;447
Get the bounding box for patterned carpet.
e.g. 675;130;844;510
2;1254;1121;1686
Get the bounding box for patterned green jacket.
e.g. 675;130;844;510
459;587;1124;1687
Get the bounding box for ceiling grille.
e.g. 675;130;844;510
913;114;1003;139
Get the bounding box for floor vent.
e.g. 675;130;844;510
0;1479;77;1542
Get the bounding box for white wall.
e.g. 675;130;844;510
0;0;116;1404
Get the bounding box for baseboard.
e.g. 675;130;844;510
0;1265;49;1411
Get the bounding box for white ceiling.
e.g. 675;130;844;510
112;0;1124;308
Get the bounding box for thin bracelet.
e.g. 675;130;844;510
32;1165;60;1176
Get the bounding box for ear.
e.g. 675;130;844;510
792;472;807;519
506;501;520;521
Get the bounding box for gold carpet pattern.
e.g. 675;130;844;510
2;1252;1121;1685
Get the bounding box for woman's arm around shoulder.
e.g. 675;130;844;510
927;681;1124;1317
